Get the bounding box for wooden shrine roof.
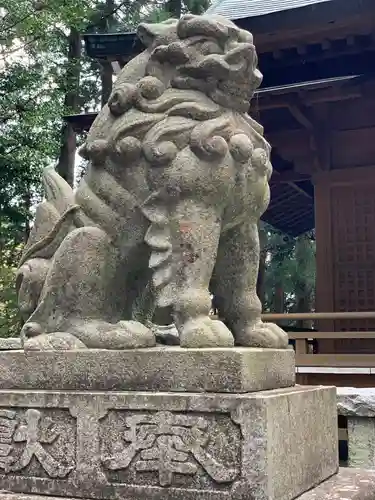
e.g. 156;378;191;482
206;0;334;20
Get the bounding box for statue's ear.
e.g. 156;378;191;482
137;19;178;48
137;23;157;47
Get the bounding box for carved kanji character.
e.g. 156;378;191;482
103;411;238;485
9;409;73;478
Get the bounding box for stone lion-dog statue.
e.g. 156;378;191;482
16;14;288;351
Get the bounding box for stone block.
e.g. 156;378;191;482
0;385;337;500
346;418;375;469
0;338;21;350
337;387;375;417
0;347;295;393
337;388;375;468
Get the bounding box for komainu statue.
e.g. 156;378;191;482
16;14;288;351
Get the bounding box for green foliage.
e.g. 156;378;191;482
0;234;23;338
0;0;101;336
0;262;22;338
261;222;316;323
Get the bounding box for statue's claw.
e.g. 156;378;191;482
179;316;234;348
233;321;289;349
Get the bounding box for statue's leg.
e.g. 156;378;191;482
170;201;234;348
212;222;288;349
21;226;155;350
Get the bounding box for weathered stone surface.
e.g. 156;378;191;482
336;388;375;469
346;418;375;469
17;13;288;351
298;468;375;499
0;385;337;500
0;338;21;350
0;347;295;392
232;385;339;500
337;387;375;417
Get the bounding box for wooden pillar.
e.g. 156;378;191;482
314;167;375;353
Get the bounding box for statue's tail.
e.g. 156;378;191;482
42;166;76;214
18;168;79;268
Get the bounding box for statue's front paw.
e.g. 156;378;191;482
68;319;156;349
24;332;87;351
179;316;234;348
21;319;156;350
234;321;288;349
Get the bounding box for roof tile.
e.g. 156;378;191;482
205;0;333;20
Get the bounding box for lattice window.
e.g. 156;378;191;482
331;184;375;344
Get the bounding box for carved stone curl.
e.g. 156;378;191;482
17;14;288;350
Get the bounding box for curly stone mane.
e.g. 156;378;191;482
148;14;263;112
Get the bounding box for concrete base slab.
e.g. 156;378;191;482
1;469;374;500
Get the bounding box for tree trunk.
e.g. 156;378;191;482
257;222;267;308
274;284;284;313
295;290;313;329
56;27;81;187
294;236;313;329
98;0;115;108
23;191;31;243
101;60;113;107
166;0;182;17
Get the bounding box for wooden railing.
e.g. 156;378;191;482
262;312;375;321
288;331;375;367
261;311;375;368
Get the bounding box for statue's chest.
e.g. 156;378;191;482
222;172;269;231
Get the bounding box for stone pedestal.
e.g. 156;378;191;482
0;384;337;500
337;387;375;469
0;347;295;392
0;347;344;500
